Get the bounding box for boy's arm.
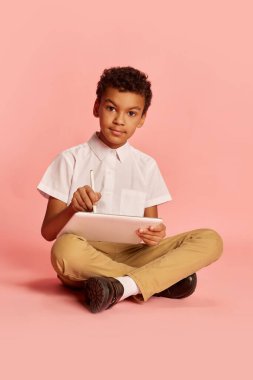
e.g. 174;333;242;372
138;205;166;246
144;205;158;218
41;186;101;241
41;197;75;241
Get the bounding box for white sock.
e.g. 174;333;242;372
116;276;141;301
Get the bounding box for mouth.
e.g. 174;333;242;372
109;128;125;136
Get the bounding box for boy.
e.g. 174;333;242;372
37;66;223;313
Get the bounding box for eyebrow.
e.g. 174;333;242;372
104;98;142;111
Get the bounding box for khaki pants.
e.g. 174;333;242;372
51;228;223;302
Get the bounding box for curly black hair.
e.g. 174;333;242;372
96;66;152;115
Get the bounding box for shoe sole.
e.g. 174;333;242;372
85;277;110;313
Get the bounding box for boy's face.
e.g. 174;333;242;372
93;87;146;149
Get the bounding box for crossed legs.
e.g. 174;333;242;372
51;228;223;302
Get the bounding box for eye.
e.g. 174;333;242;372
106;105;116;112
128;111;137;117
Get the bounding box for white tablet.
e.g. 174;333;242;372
57;212;163;244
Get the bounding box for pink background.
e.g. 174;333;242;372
1;1;252;379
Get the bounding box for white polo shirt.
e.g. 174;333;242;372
37;132;172;217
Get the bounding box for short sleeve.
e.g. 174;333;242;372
37;151;75;203
144;160;172;208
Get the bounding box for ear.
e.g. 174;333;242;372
93;99;100;117
137;112;147;128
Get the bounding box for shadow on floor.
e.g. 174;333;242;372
16;277;221;309
22;277;70;293
19;277;88;307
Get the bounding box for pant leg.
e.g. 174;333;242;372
123;228;223;301
51;233;136;288
51;229;223;302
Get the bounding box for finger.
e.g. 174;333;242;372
78;189;94;211
93;192;102;204
138;228;149;234
141;237;159;246
86;187;100;203
74;192;87;209
84;187;102;207
96;192;102;201
148;223;164;232
138;229;162;237
72;197;85;212
138;232;161;243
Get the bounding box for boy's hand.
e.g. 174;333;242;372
70;185;101;212
136;223;166;246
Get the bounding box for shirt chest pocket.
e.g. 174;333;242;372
119;189;146;217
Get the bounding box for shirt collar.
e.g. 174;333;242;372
87;132;130;163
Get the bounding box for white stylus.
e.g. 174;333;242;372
90;170;97;213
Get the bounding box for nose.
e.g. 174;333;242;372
113;112;125;125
